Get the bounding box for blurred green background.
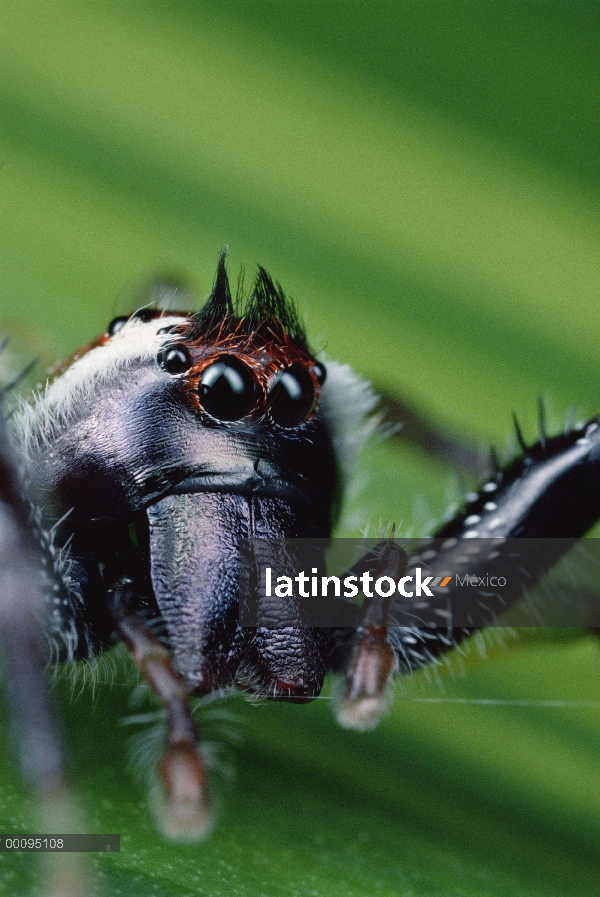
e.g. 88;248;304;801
2;2;600;895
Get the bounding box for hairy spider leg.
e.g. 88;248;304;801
383;413;600;677
108;580;211;839
0;407;89;897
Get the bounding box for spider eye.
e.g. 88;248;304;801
268;364;316;427
132;309;155;323
107;316;128;336
158;344;192;374
311;361;327;386
198;356;256;421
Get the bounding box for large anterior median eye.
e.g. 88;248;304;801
198;356;256;421
268;364;316;427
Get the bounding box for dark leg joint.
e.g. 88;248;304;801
336;541;406;730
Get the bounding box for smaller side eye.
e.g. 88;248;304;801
108;316;128;336
158;344;192;374
133;309;155;323
198;356;257;421
311;361;327;385
268;364;316;428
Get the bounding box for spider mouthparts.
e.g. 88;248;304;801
335;630;394;732
158;742;213;841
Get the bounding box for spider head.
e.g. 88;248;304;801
23;256;348;701
151;260;326;434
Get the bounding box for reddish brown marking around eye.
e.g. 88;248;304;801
170;316;321;423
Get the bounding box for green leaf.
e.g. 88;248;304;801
1;2;600;894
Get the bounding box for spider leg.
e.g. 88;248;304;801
334;541;407;730
333;413;600;707
0;408;89;896
108;580;211;839
376;386;488;475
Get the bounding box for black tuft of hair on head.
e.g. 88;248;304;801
192;249;235;333
244;266;307;346
189;250;308;349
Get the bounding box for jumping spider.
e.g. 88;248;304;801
1;253;598;893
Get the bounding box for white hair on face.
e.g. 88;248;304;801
319;359;381;501
12;315;185;464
